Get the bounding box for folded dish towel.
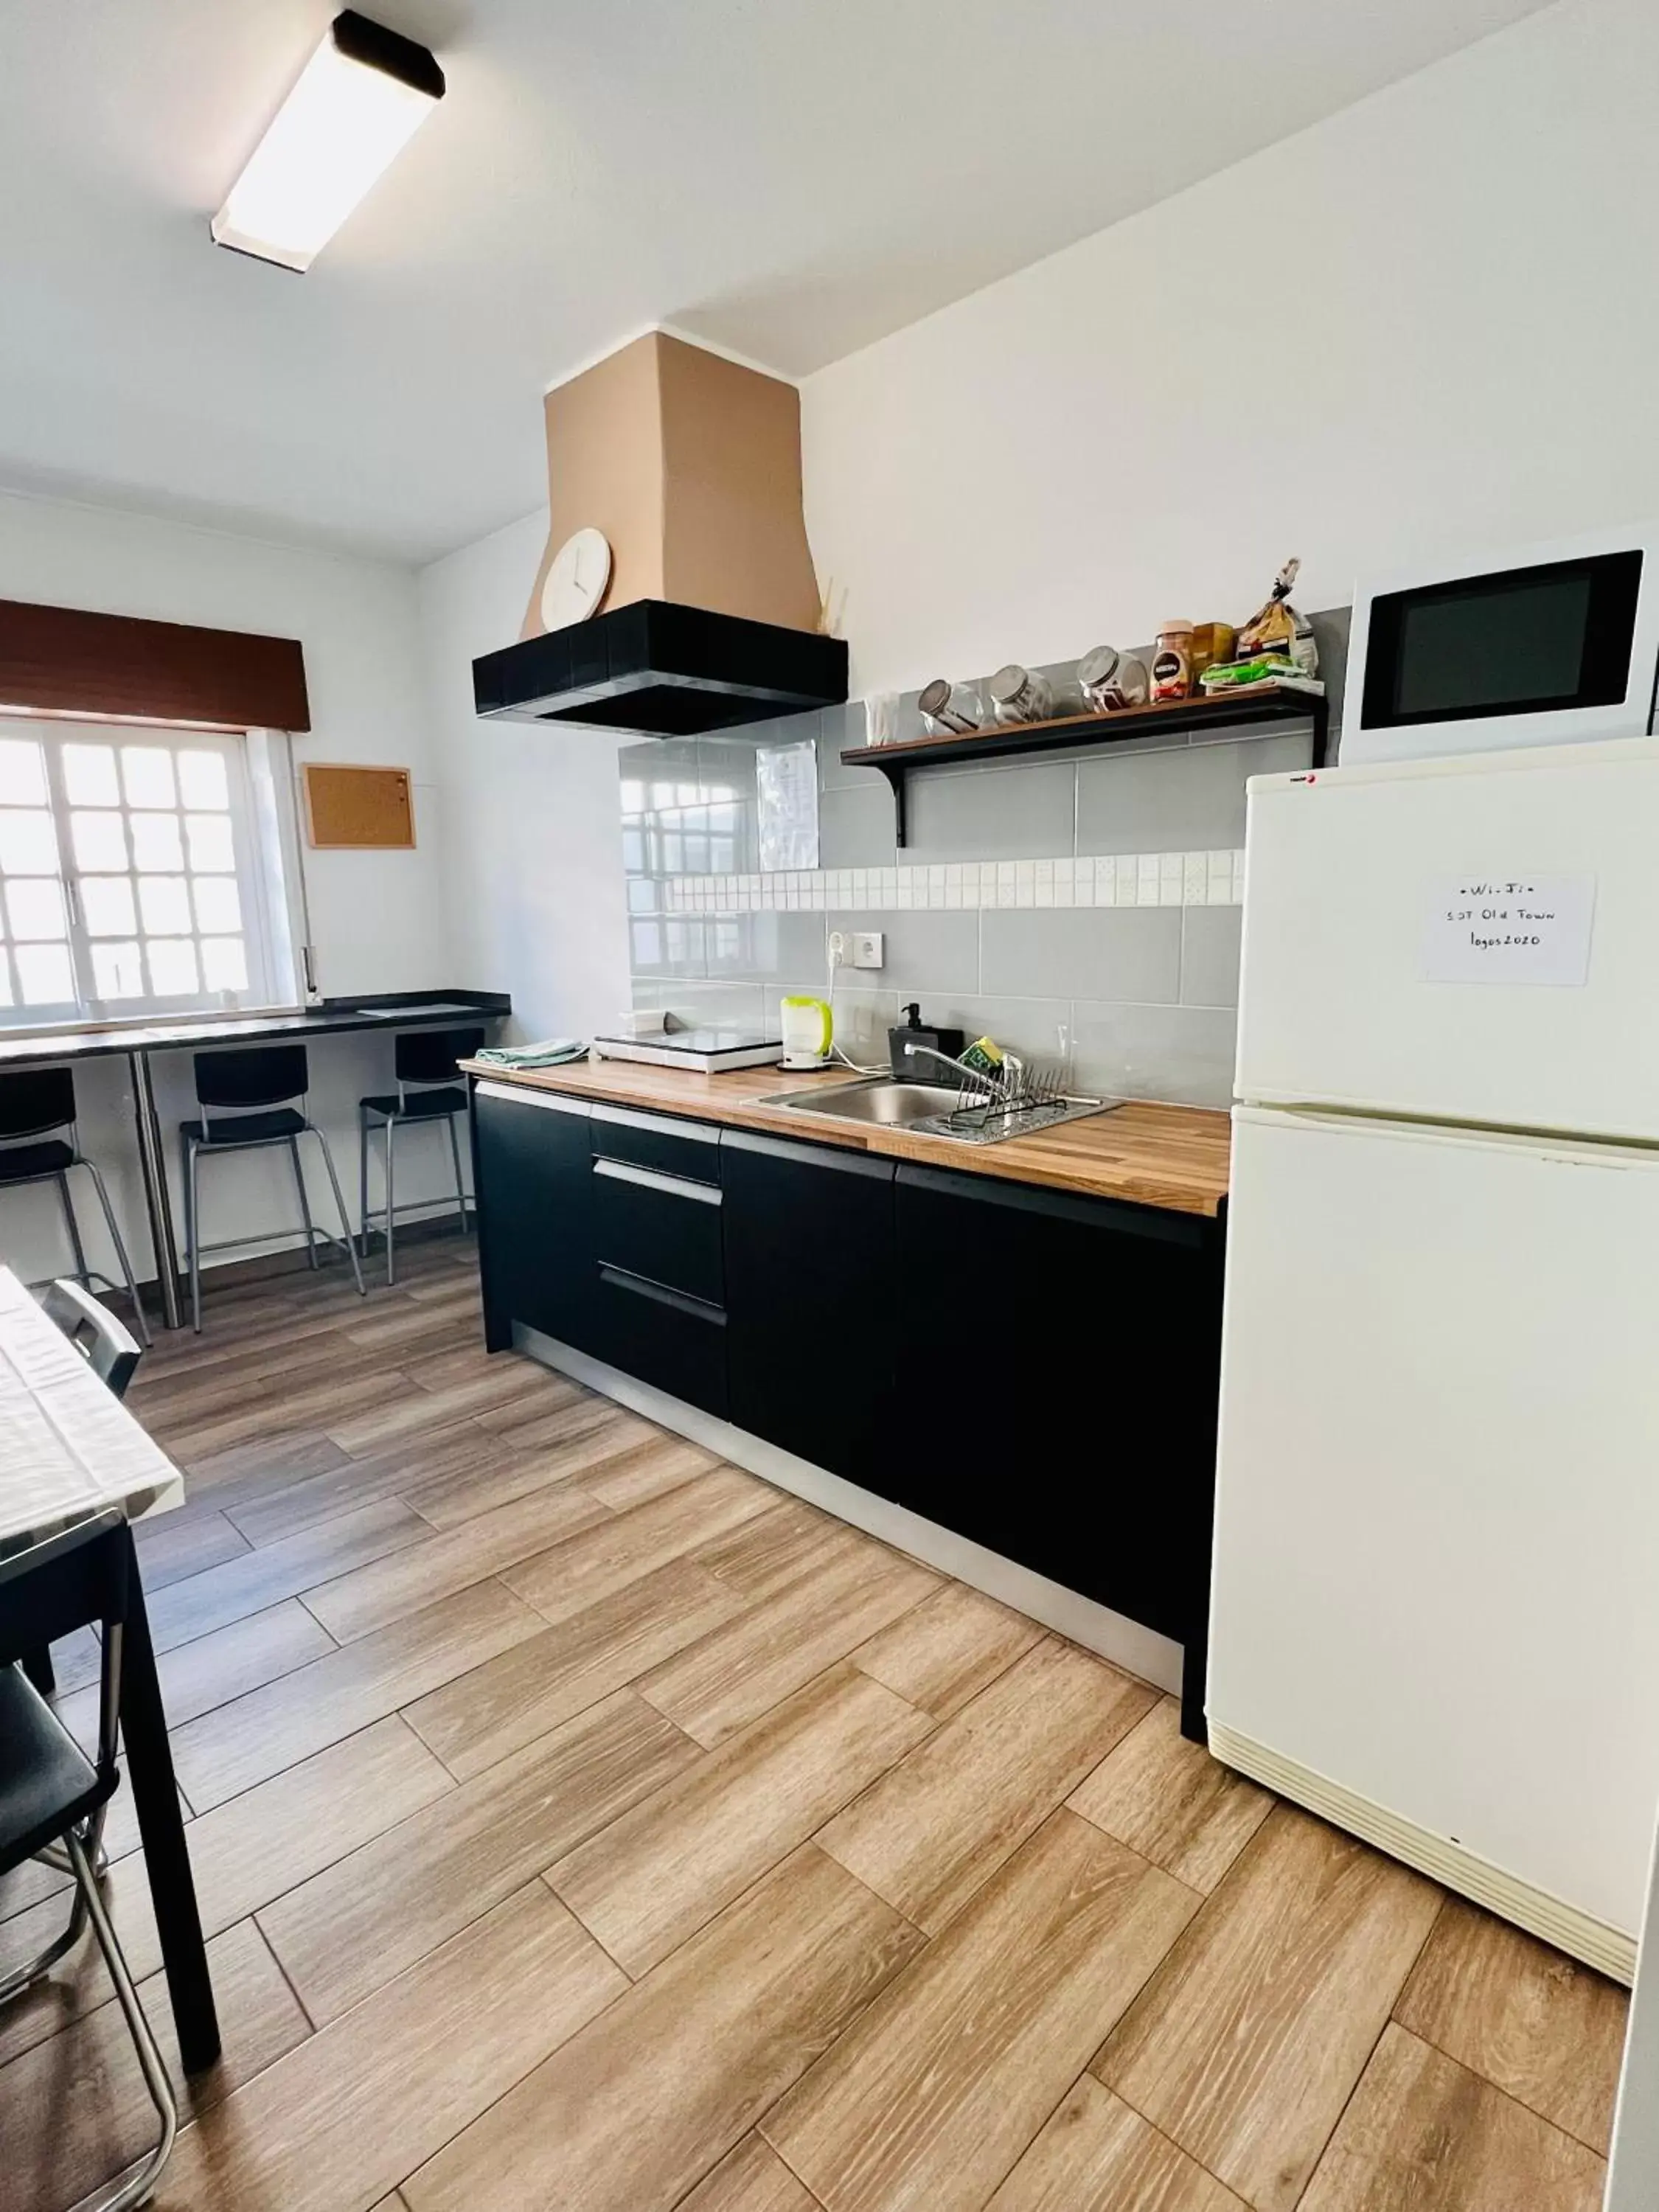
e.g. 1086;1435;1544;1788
471;1040;589;1069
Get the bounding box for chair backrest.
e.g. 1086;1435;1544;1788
194;1043;308;1112
394;1026;485;1087
0;1066;75;1144
42;1280;142;1401
0;1511;130;1787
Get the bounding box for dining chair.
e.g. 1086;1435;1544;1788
0;1512;177;2209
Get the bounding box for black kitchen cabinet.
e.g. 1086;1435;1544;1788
470;1081;597;1355
721;1130;897;1494
892;1163;1223;1694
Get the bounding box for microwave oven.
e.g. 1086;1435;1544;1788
1343;524;1659;763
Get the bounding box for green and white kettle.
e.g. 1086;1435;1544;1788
779;995;832;1071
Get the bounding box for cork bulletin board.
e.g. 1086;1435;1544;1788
301;763;415;849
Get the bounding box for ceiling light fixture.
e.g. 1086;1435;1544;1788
211;11;445;274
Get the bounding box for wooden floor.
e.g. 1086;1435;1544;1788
0;1237;1630;2212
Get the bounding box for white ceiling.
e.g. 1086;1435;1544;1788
0;0;1554;566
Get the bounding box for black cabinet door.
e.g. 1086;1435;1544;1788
892;1163;1222;1644
722;1130;896;1494
470;1081;597;1354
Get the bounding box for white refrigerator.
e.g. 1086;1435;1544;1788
1208;735;1659;1981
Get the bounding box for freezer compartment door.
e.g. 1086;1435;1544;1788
1236;737;1659;1141
1209;1105;1659;1938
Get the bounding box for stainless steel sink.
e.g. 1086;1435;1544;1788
763;1079;971;1127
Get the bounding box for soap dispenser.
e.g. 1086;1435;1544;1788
888;1002;966;1079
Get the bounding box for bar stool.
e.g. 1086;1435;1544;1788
358;1026;484;1286
180;1044;364;1332
0;1512;178;2211
0;1067;151;1347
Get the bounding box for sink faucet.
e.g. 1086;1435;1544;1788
902;1040;995;1096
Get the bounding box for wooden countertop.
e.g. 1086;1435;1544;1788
462;1055;1231;1219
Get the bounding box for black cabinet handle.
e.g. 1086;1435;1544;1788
592;1158;723;1206
598;1263;727;1325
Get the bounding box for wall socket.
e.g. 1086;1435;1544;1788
852;931;885;970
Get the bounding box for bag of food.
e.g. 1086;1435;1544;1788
1238;557;1318;677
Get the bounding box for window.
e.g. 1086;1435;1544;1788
0;722;276;1025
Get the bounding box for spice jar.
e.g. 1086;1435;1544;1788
986;664;1054;727
1077;646;1150;713
917;678;985;735
1150;621;1194;703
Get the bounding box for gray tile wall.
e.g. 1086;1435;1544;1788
616;608;1347;1107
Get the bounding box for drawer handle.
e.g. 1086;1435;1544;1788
599;1264;726;1324
476;1080;589;1119
592;1158;722;1206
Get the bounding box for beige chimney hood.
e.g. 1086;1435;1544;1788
473;330;847;737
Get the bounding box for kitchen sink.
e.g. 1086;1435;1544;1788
764;1077;1119;1144
763;1078;972;1127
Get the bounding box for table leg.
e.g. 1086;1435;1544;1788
128;1049;182;1331
117;1531;220;2070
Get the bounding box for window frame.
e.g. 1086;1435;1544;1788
0;720;282;1029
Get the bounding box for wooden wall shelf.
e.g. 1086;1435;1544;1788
842;684;1329;845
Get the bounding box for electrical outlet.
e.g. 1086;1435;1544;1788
852;931;885;970
827;930;848;969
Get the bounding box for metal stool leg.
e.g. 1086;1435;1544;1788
307;1127;366;1297
358;1105;372;1263
55;1171;92;1287
77;1158;153;1349
383;1118;397;1286
66;1830;178;2210
183;1138;204;1334
288;1136;320;1269
445;1111;468;1235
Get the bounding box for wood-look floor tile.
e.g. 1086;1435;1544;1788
689;1495;856;1603
326;1363;565;1455
548;1662;934;1975
763;1809;1197;2212
41;1623;102;1695
56;1599;335;1744
169;1580;543;1809
1394;1897;1630;2152
300;1481;614;1643
1298;2023;1607;2212
145;1495;431;1654
1068;1697;1274;1895
1096;1806;1443;2212
501;1465;779;1626
986;2077;1247;2211
0;1715;452;2059
131;1507;250;1589
344;1290;485;1347
178;1430;351;1510
397;1405;650;1528
152;1366;410;1464
0;1918;311;2212
407;1343;577;1396
220;1423;524;1549
852;1579;1044;1719
153;1885;626;2212
567;1431;722;1512
262;1691;697;2022
403;1845;922;2212
817;1638;1156;1933
638;1542;939;1748
402;1558;744;1780
681;2136;821;2212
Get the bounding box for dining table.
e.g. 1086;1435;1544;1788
0;1265;218;2070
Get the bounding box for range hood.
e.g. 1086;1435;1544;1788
473;331;848;737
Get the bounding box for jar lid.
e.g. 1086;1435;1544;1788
1077;646;1120;686
1158;619;1194;637
917;678;952;714
987;664;1028;701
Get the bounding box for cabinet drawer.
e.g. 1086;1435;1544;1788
595;1264;727;1417
590;1103;721;1186
591;1157;725;1306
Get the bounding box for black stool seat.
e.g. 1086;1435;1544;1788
0;1665;111;1875
180;1107;308;1146
360;1086;468;1121
0;1138;76;1183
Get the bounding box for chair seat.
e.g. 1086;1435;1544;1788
361;1088;468;1122
0;1138;75;1184
0;1663;111;1877
181;1108;307;1147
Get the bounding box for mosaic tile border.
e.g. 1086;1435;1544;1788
656;849;1246;915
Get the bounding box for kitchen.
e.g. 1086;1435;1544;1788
3;4;1659;2211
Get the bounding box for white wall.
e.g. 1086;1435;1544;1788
801;0;1659;700
418;512;631;1046
0;490;472;1298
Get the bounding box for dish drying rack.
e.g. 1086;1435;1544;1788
900;1043;1119;1143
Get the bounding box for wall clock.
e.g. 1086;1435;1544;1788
540;526;612;630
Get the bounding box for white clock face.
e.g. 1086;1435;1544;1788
540;527;612;631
